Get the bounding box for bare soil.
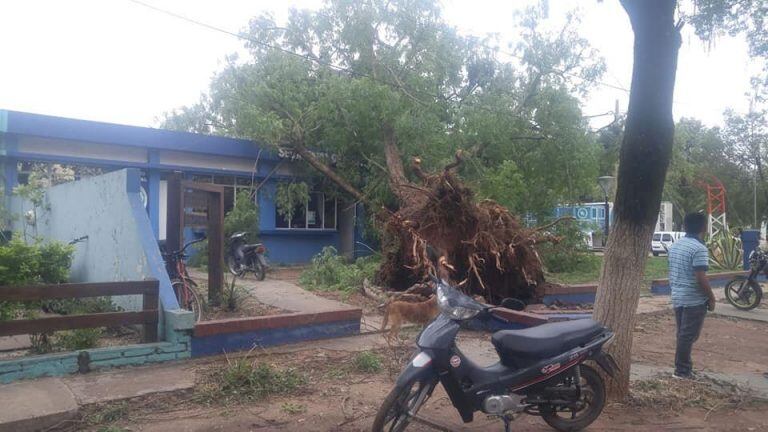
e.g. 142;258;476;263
203;296;288;321
74;315;768;432
633;310;768;375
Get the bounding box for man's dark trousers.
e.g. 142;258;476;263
674;303;707;376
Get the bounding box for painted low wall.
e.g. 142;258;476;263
649;271;764;295
542;284;599;306
10;169;178;311
0;310;193;383
191;309;362;357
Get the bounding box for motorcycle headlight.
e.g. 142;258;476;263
436;284;482;320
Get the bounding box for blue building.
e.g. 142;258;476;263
0;110;363;263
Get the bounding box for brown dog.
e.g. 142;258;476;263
381;295;439;341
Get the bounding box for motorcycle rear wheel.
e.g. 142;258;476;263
371;377;436;432
540;364;605;432
725;276;762;310
253;261;266;281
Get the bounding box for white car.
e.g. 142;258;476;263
651;231;684;256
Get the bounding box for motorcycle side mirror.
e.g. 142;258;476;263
500;298;526;311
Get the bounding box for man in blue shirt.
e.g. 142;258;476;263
667;212;716;379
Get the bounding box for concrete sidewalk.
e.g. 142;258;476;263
0;362;195;432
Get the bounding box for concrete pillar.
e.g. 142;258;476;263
147;152;161;237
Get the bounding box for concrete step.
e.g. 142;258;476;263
0;378;77;432
0;362;195;432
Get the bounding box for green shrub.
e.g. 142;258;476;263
0;238;42;285
37;241;75;283
299;247;380;293
225;190;260;239
56;328;102;351
539;219;599;274
0;237;75;321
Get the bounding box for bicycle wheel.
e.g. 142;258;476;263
172;280;202;322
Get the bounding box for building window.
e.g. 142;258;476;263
275;192;337;230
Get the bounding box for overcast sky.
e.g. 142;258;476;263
0;0;762;130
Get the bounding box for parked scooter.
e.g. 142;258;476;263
372;266;617;432
724;247;766;310
226;232;269;281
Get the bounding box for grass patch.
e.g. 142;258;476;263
84;401;129;425
197;356;305;403
299;247;380;294
353;351;383;373
281;402;307;414
547;255;670;285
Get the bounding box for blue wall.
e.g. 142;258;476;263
256;179;340;264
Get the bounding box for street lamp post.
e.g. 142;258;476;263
598;176;616;247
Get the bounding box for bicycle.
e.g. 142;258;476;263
161;237;205;322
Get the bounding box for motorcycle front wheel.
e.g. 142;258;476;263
371;377;437;432
725;276;763;310
540;364;605;432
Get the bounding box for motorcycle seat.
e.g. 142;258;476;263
491;319;604;364
242;243;263;253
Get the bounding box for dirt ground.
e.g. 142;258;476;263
78;312;768;432
633;310;768;375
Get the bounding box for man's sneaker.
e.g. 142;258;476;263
672;372;693;380
763;372;768;380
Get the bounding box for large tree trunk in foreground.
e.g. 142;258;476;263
594;0;681;400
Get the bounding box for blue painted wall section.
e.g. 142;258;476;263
191;319;361;357
0;309;194;383
650;272;764;295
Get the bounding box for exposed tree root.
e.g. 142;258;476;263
378;155;566;305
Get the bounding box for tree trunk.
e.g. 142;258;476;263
594;0;682;400
290;141;368;204
382;124;424;207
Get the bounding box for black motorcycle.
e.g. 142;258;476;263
724;247;766;310
226;232;268;281
373;279;617;432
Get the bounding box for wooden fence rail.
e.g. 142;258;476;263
0;280;159;343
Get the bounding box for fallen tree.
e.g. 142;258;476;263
377;152;562;304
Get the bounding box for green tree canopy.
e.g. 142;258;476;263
163;0;605;220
